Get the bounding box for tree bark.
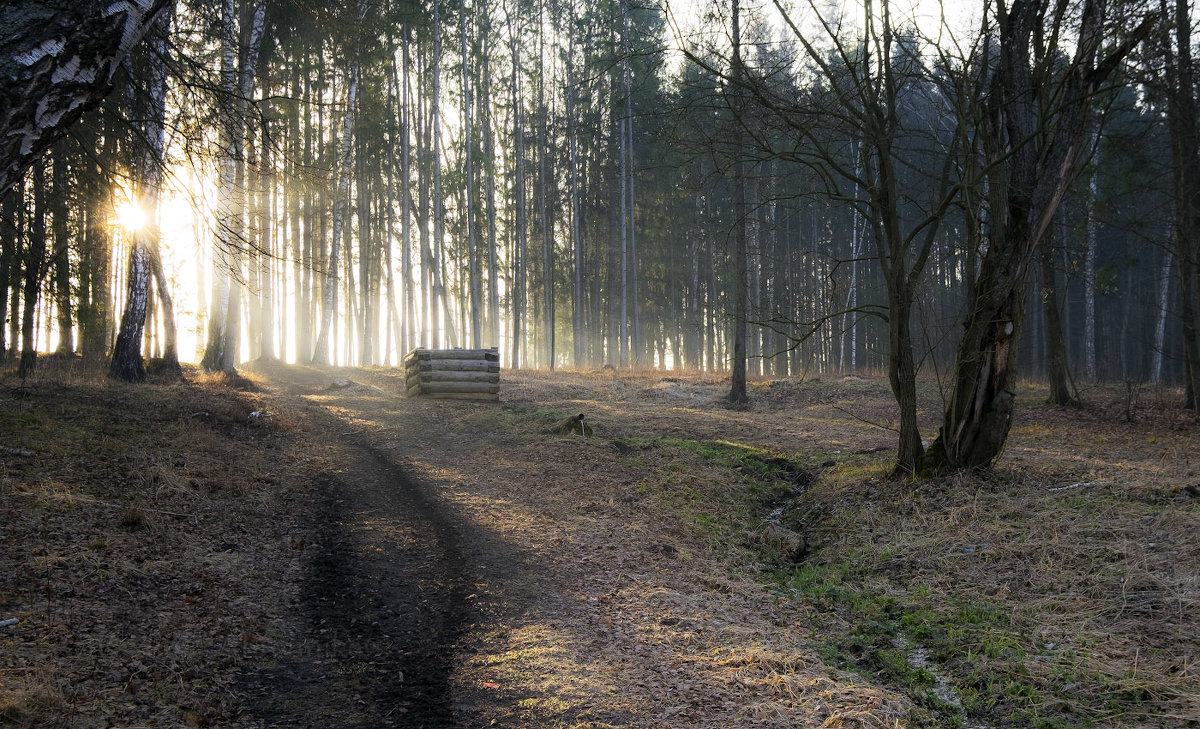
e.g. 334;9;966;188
313;56;359;365
1040;228;1077;405
728;0;748;404
50;150;72;354
0;0;174;194
0;188;15;358
312;12;365;365
480;26;500;351
1163;0;1200;411
568;2;583;367
1083;166;1099;380
18;165;47;378
462;0;481;348
509;11;526;368
202;0;266;374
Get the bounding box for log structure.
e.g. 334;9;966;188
404;347;500;400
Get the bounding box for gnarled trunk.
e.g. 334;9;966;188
925;0;1152;473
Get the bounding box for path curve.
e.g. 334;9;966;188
237;373;478;728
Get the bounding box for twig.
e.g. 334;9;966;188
832;405;899;434
0;618;18;628
1048;480;1109;492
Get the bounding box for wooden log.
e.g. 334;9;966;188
405;347;499;362
424;392;500;400
415;371;501;384
420;382;499;394
405;359;500;374
406;381;500;396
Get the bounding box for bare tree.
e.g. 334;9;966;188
924;0;1154;472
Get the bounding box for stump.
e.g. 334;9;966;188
404;347;500;400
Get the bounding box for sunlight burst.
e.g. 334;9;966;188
115;199;148;233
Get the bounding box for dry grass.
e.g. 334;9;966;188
0;362;319;728
2;361;1196;728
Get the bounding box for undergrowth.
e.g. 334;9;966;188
785;458;1200;729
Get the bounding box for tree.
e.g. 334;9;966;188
110;7;174;381
312;2;365;365
202;0;268;374
924;0;1154;473
1161;0;1200;411
728;0;749;404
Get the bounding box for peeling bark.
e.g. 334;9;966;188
0;0;173;194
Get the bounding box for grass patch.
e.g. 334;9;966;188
783;453;1200;729
626;438;813;549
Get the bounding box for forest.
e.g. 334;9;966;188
4;3;1200;727
0;0;1195;474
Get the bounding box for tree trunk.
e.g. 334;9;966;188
431;0;455;349
538;17;553;369
728;0;748;404
568;8;583;367
257;63;276;362
462;0;481;348
1164;0;1200;411
509;13;526;368
480;40;499;352
203;0;266;374
924;0;1150;472
51;151;72;354
1083;166;1099;380
1040;229;1077;405
625;0;639;367
313;4;365;365
1153;251;1173;383
0;187;15;358
400;29;417;356
19;165;48;378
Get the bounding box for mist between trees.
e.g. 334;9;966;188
0;0;1194;474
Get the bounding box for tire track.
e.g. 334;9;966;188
239;416;472;727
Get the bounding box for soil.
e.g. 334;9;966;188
229;363;898;728
2;362;1197;728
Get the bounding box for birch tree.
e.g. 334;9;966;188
0;0;174;194
110;8;173;381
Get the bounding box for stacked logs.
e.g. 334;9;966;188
403;347;500;400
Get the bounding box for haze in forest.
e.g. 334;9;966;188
1;0;1195;474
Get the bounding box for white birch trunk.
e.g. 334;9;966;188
0;0;174;192
313;54;360;364
462;0;481;348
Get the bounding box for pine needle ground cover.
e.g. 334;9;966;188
2;362;1197;728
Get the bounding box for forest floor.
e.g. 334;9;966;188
1;360;1198;728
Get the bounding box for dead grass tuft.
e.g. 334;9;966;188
0;363;318;727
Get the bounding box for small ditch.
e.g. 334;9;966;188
894;634;993;729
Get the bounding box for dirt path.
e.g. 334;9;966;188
236;369;493;728
229;363;896;729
